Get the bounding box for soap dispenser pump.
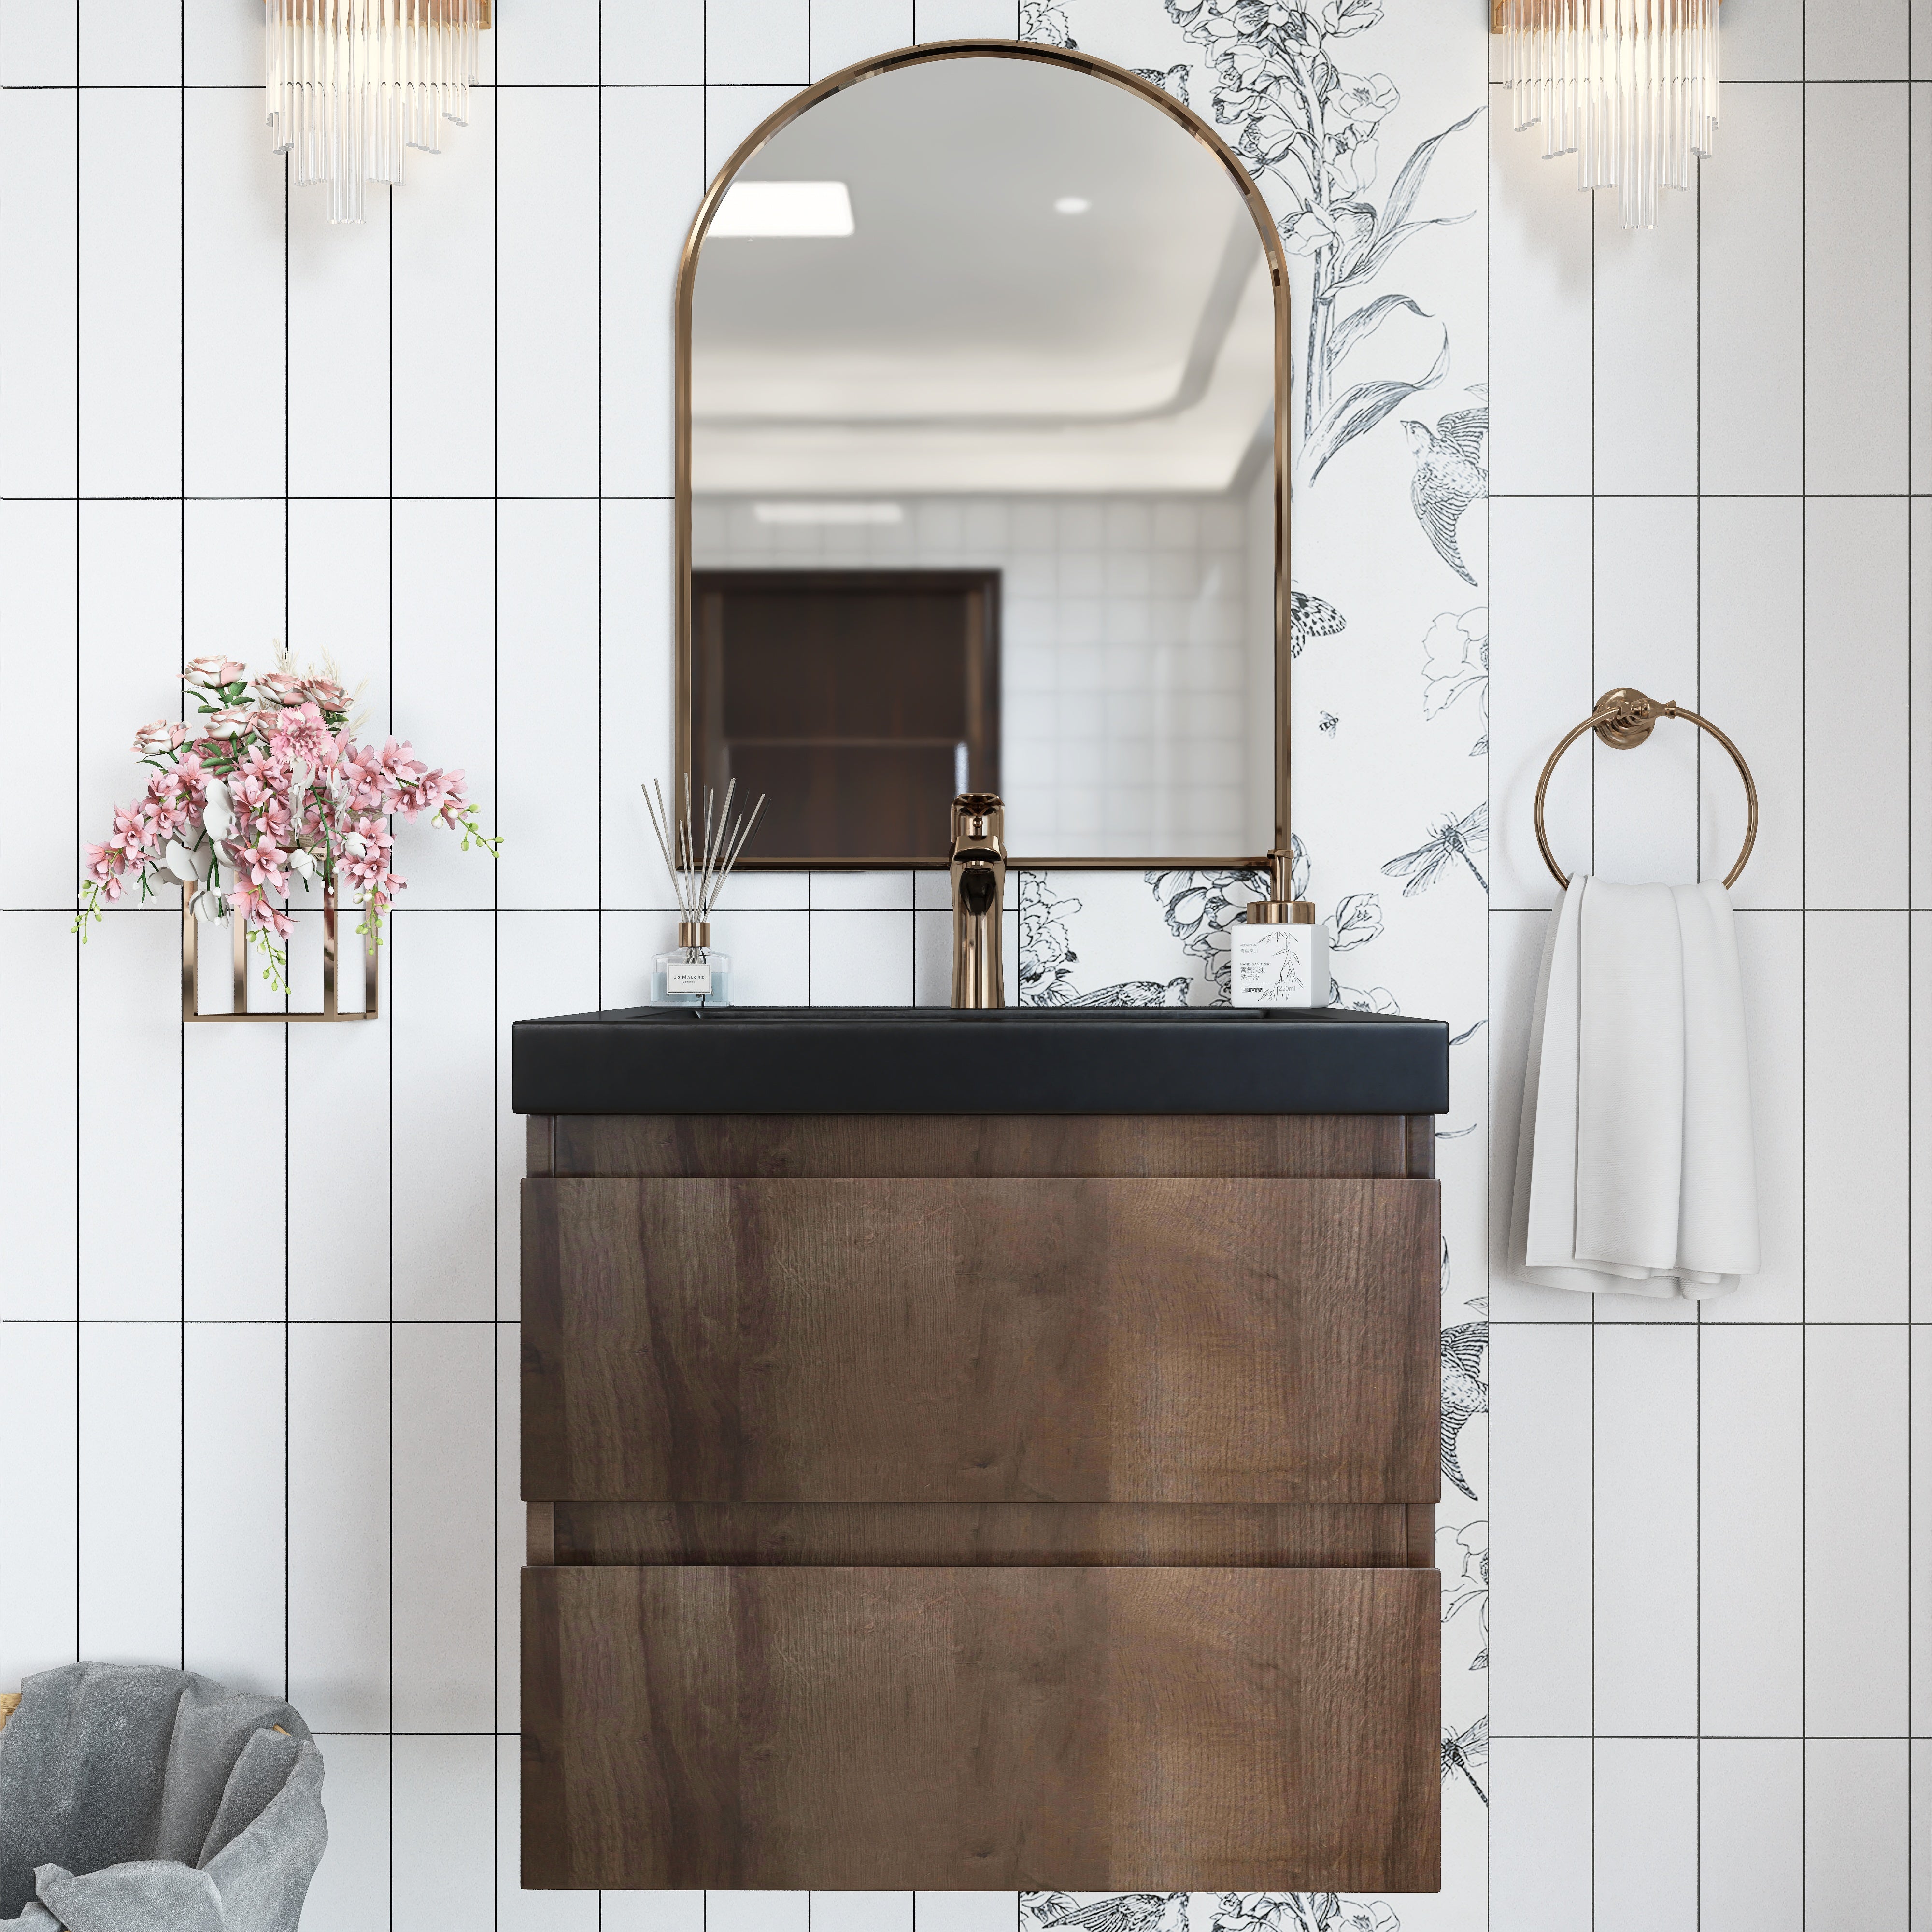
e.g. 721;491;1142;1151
1230;849;1326;1007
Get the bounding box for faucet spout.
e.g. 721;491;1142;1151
948;793;1007;1009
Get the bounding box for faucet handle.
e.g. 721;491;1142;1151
950;792;1005;855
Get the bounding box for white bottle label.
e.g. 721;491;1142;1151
665;959;713;995
1230;924;1327;1008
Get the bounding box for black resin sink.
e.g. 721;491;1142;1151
511;1006;1448;1116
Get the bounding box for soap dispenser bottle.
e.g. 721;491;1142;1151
1229;851;1326;1007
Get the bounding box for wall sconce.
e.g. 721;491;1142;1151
1492;0;1719;229
267;0;492;225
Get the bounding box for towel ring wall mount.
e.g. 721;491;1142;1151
1534;686;1759;889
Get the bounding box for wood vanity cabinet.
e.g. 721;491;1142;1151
520;1111;1442;1895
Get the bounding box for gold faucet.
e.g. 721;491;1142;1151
948;793;1006;1009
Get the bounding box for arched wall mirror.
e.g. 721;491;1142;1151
674;40;1291;868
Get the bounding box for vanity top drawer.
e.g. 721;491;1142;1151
522;1174;1440;1505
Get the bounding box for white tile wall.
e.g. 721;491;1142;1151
4;4;1924;1930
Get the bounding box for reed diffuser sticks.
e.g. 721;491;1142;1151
641;776;765;935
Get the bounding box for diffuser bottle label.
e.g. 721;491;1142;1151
664;959;713;995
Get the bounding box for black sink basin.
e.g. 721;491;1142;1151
511;1006;1448;1116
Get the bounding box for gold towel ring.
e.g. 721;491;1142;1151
1534;686;1759;889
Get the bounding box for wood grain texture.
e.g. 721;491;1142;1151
1404;1113;1435;1179
527;1114;554;1176
549;1500;1418;1568
550;1113;1409;1179
522;1176;1441;1504
1406;1503;1435;1568
521;1563;1441;1892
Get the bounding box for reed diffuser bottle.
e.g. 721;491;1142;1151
642;777;764;1009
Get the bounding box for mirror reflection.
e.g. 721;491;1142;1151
687;51;1279;864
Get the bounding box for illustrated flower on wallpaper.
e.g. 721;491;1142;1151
1165;0;1478;479
77;653;497;991
1438;1519;1490;1669
1421;604;1489;760
1213;1893;1400;1932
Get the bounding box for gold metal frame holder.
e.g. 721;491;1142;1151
181;884;380;1023
672;38;1294;873
1533;686;1759;890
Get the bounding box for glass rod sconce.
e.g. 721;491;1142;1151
1493;0;1720;229
267;0;492;225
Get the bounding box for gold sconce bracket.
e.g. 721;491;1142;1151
181;887;379;1023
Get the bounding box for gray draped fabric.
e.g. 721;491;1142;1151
0;1664;327;1931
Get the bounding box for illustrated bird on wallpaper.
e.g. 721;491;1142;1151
1040;1895;1190;1932
1402;396;1488;587
1440;1317;1489;1503
1289;588;1346;658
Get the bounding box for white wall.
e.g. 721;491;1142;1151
0;1;1922;1931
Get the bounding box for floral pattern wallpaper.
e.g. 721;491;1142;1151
1017;0;1489;1923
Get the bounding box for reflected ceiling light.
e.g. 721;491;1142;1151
711;181;855;238
1494;0;1719;229
753;502;904;526
1053;196;1092;214
267;0;489;226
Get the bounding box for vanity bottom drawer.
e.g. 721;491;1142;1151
522;1563;1439;1894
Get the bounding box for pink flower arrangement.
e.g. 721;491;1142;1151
77;653;497;990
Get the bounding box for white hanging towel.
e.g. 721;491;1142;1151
1510;875;1759;1297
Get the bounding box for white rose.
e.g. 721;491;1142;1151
202;779;234;840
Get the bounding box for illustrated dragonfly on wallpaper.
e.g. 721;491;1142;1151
1441;1715;1490;1805
1381;803;1488;896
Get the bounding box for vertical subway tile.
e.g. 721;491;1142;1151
1807;0;1910;77
392;87;496;500
1805;1324;1910;1735
1914;92;1932;491
810;1;914;78
1805;1740;1910;1928
1700;498;1804;909
182;87;285;498
1914;1327;1932;1735
392;910;496;1319
79;1321;182;1665
289;1321;390;1731
287;183;390;497
1701;1740;1804;1932
1805;912;1909;1320
705;0;810;84
494;0;597;81
287;498;392;680
78;88;181;495
393;1734;495;1930
0;915;79;1320
495;1323;521;1723
77;913;181;1319
705;86;797;182
0;89;77;496
602;1;703;84
1488;499;1594;906
1490;1738;1594;1930
184;1025;287;1318
392;499;497;909
1;0;77;83
1591;498;1699;885
1917;914;1932;1321
600;1894;708;1932
1719;0;1804;78
393;1321;495;1732
810;1900;912;1932
1805;498;1909;907
1594;1328;1698;1734
809;909;916;1005
1806;84;1910;495
1700;1326;1804;1733
497;87;599;496
1595;1739;1698;1932
296;1733;391;1932
183;1321;286;1696
1915;505;1932;907
79;0;180;84
913;0;1023;37
601;498;676;908
705;1897;809;1932
1701;84;1805;495
0;1321;79;1681
1;502;78;909
1490;1325;1594;1736
498;499;601;907
1592;191;1698;494
602;85;700;498
1489;107;1594;497
183;0;256;84
184;497;286;671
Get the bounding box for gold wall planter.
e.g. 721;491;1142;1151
181;886;379;1023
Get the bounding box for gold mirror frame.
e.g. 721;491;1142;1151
673;38;1293;871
